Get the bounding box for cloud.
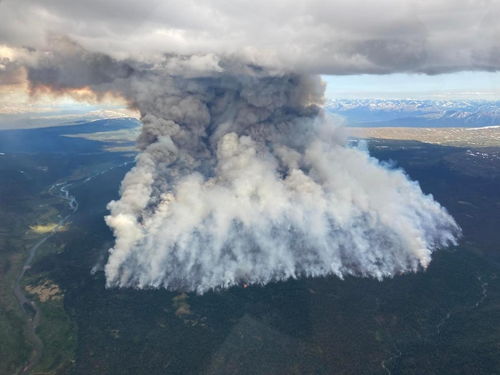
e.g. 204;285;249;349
0;0;499;74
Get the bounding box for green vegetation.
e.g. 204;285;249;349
0;155;52;374
0;152;131;374
0;133;499;374
30;280;76;374
0;304;30;374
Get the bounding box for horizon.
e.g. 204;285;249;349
1;72;499;130
323;71;500;100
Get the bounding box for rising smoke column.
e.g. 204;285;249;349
15;40;460;293
95;60;461;294
0;0;494;294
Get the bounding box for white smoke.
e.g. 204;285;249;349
100;66;460;293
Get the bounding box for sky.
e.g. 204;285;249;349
323;71;500;100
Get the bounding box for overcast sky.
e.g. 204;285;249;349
2;0;500;74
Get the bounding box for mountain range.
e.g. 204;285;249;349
326;99;500;127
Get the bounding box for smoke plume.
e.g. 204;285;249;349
55;56;458;293
2;30;464;292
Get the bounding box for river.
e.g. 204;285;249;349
13;181;77;375
13;160;132;374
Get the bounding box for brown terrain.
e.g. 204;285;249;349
349;126;500;147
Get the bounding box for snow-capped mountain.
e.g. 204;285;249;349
326;99;500;127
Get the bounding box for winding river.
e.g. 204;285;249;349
13;160;132;374
14;181;77;375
